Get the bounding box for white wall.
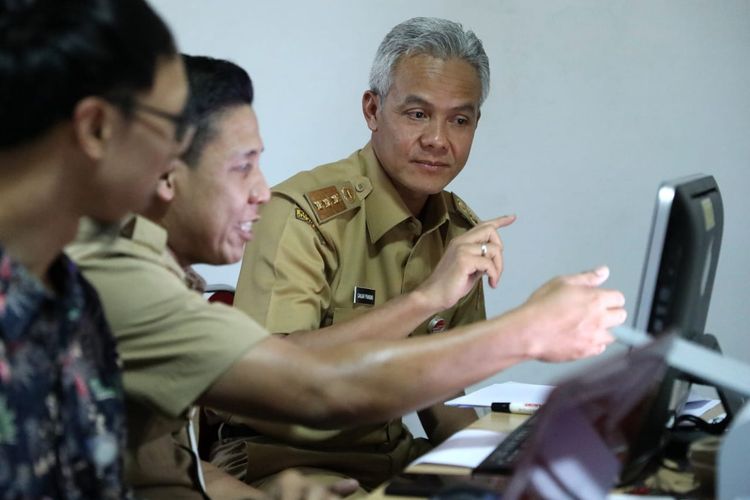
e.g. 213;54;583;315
151;0;750;387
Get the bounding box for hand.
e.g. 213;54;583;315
415;214;516;311
518;266;626;362
264;469;360;500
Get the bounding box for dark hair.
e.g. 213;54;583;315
0;0;177;148
181;54;254;166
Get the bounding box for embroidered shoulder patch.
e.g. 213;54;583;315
294;207;315;227
452;193;480;226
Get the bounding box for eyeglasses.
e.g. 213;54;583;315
107;97;196;153
129;101;197;153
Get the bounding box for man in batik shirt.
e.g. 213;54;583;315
0;0;191;496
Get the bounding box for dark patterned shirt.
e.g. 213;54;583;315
0;246;129;499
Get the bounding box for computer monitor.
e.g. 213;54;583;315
623;173;724;482
500;176;726;494
633;173;723;340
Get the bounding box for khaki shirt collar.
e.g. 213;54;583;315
362;144;450;242
118;215;186;283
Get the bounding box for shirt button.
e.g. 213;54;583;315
355;183;365;192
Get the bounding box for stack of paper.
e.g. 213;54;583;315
445;382;554;408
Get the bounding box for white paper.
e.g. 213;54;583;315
409;429;507;468
680;390;720;417
445;382;554;408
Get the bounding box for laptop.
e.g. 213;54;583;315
470;333;674;499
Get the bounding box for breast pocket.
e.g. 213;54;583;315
330;305;372;325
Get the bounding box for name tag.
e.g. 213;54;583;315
353;286;376;305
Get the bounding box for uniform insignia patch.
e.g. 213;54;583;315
341;185;356;203
304;182;361;224
452;193;480;226
295;207;315;227
306;186;346;220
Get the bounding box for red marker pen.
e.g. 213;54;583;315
490;402;542;414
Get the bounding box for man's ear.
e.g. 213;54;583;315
72;97;115;160
362;90;382;132
156;163;179;203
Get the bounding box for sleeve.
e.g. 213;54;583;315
81;255;268;419
235;192;336;333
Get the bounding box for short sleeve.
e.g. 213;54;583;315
80;254;268;418
235;193;335;333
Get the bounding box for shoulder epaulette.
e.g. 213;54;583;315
303;179;369;224
451;192;481;226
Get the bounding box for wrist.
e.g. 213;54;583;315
493;305;539;361
406;286;441;320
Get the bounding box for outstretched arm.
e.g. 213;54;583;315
198;266;626;428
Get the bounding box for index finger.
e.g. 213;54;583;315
482;214;516;230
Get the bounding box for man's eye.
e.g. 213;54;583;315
407;110;427;120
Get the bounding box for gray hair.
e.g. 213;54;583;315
368;17;490;105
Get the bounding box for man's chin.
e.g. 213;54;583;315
211;247;245;266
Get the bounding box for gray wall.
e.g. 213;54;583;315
151;0;750;387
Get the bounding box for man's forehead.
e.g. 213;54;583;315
388;54;481;108
196;104;262;164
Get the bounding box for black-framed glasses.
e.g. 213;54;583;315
107;96;196;153
130;100;196;152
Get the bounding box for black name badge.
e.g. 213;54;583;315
353;286;376;305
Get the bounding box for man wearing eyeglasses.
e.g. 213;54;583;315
106;97;197;154
0;0;189;497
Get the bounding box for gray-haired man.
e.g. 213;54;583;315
225;17;513;490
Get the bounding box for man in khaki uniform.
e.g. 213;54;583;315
226;147;496;490
222;17;549;490
67;55;356;500
70;53;627;498
68;216;269;499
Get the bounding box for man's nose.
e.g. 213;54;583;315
420;119;448;151
249;175;271;204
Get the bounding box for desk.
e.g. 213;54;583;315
369;408;720;499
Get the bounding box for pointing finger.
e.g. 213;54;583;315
483;214;517;230
564;266;610;287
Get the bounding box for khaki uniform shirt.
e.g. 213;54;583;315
231;144;485;487
68;216;268;499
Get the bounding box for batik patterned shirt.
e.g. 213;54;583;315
0;246;129;499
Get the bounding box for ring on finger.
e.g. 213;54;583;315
480;242;488;257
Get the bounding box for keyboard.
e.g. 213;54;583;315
473;414;538;475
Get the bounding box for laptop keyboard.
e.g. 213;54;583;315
473;414;538;475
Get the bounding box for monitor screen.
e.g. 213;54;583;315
624;173;724;482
